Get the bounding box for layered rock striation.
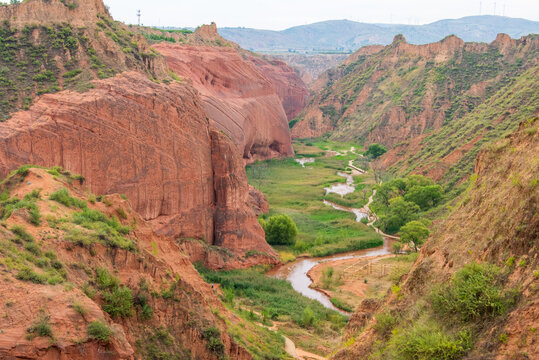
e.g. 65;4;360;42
154;42;297;163
0;72;277;264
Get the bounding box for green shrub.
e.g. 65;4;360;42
27;313;53;339
16;266;47;284
87;320;113;342
102;286;134;318
374;311;397;336
432;262;512;321
390;325;471;360
50;188;87;209
62;68;82;79
95;267;119;289
82;282;97;299
11;225;34;242
364;143;387;159
202;326;225;355
141;303;153;320
24;241;41;256
73;301;87;316
263;214;298;245
300;306;316;328
28;206;41;225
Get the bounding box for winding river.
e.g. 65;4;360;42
267;151;395;314
267;241;393;314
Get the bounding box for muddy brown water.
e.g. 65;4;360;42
267;238;393;315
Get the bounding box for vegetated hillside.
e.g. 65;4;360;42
381;62;539;191
0;166;271;359
0;0;172;121
332;118;539;360
293;33;538;190
219;16;539;52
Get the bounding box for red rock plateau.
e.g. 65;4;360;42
153;24;307;162
0;72;278;268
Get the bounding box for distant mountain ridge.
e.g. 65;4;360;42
219;16;539;52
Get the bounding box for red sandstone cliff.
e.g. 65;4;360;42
0;72;278;265
154;43;296;163
246;55;308;120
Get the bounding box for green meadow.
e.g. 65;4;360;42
247;139;383;257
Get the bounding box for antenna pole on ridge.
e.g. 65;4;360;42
137;10;141;27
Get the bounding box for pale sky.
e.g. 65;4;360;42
104;0;539;30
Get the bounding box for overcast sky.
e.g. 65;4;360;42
104;0;539;30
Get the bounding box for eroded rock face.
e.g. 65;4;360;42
0;72;275;262
152;43;296;163
0;0;108;28
246;55;308;120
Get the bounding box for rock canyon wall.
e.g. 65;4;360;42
0;72;277;265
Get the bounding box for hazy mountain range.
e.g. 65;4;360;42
219;15;539;53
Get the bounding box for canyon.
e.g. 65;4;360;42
0;0;537;359
292;33;538;188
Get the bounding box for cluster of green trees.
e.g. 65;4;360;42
364;143;387;159
372;175;443;250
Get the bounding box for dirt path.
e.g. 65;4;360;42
364;188;400;240
250;310;328;360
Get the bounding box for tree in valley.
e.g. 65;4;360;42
365;143;388;159
399;220;430;252
262;214;298;246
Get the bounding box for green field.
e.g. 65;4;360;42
247;139;383;257
196;264;347;356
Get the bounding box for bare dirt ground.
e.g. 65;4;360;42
308;253;416;311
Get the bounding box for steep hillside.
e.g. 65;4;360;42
219;16;539;52
0;167;255;359
0;0;171;122
381;63;539;189
293;34;538;187
332;118;539;360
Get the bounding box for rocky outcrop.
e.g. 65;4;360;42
0;0;108;28
152;43;297;163
0;72;276;262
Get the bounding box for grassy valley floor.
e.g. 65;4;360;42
247;139;383;258
192;139;395;358
196;264;348;358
